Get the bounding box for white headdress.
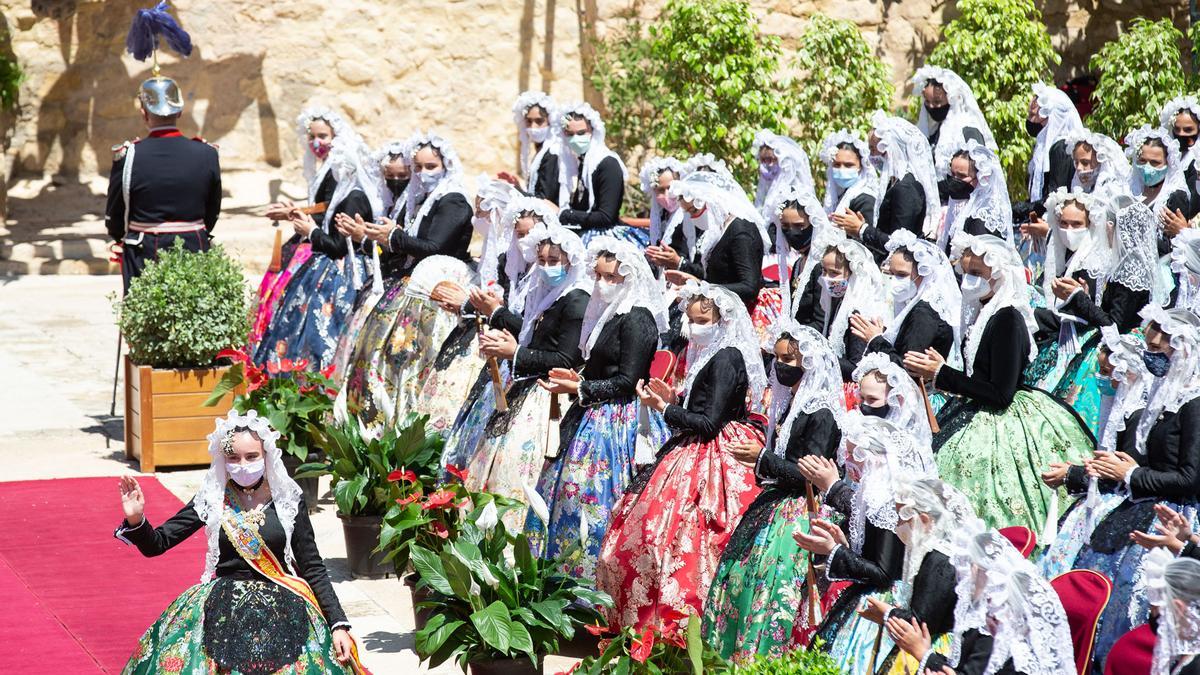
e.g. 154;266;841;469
870;111;942;238
640;156;686;244
770;184;834;323
950;233;1038;375
1109;197;1160;297
474;175;520;289
1063;129;1132;205
894;478;976;598
193;410;304;582
838;412;937;553
818;229;887;357
322;136;385;291
1134;305;1200;456
1126;124;1189;216
682;152;735;181
661;156;744;256
373;137;416;218
985;562;1077;675
1144;547;1200;675
935;139;1013;248
677;281;769;406
1028;84;1085;202
512;91;567;204
295;105;352;204
502;198;561;309
852;351;935;448
765;321;843;456
948;522;1020;665
511;224;590;345
911;65;998;155
1171;228;1200;315
1159;95;1200;173
578;236;668;359
398;131;468;236
819;130;878;215
556;102;627;212
668;169;770;270
884;229;964;368
1042;187;1115;312
1098;325;1151;454
752;130;817;219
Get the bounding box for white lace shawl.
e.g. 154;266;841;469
1134;305;1200;455
578;236;668;359
765;321;843;456
951;233;1038;376
753;130;817;220
667;169;770;270
870;111;942;238
935;139;1013;248
985;563;1077;675
1144;547;1200;675
948;522;1014;665
678;280;768;406
1027;84;1084;202
1041;188;1115;314
1160;95;1200;172
509;223;589;346
512;90;567;204
1126;125;1189;216
193;410;304;582
883;229;964;368
1110;198;1159;294
474;177;520;288
912;65;998;156
640;156;686;244
398;131;468;237
503;199;561;313
1098;325;1151;453
1064;129;1132;205
852;351;935;449
555;102;627;211
819;129;878;215
769;185;833;320
894;478;976;599
818;230;887;357
295;105;352;204
1171;229;1200;315
660;161;743;257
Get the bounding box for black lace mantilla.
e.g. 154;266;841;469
203;578;309;675
484;380;538;439
432;321;477;370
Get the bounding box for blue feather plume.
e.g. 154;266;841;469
125;1;193;62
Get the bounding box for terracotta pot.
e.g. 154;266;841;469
468;657;543;675
338;513;391;579
281;452;320;513
402;573;434;632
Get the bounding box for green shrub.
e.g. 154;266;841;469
729;639;840;674
1088;18;1188;140
113;241;250;368
925;0;1059;198
0;53;20;111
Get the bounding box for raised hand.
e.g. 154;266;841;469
119;475;146;527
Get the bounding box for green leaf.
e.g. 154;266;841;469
470;601;513;655
203;364;244;406
414;614;465;658
409;546;453;596
507;621;536;665
687;613;703;675
530;599;568;633
441;549;475;603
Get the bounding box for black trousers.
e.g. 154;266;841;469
121;230;211;292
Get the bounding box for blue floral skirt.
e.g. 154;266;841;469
254;254;367;370
581;224;650;248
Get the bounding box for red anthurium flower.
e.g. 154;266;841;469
216;348;249;364
245;367;267;393
387;469;418;483
395;493;422;507
324;387;338;398
299;384;316;394
663;630;686;648
293;358;310;371
446;464;469;483
279;358;294;373
430;521;450;539
320;364;336;380
266;360;281;375
660;607;689;623
584;622;608;636
629;629;655;663
422;489;457;510
554;664;580;675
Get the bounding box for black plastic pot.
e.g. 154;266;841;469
469;657;544;675
338;513;391;579
281;451;320;513
402;573;434;632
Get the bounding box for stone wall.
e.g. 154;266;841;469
0;0;1192;196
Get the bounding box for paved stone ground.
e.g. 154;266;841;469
0;274;578;674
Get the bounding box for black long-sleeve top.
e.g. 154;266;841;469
532;150;563;204
843;192;877;226
666;215;692;261
383;192;473;277
577;307;658;406
308;189;374;260
860;173;927;260
105;134;223;240
511;289;590;378
935;305;1029;410
114;496;348;627
755;406;841;489
662;346;749;442
886;550;958;637
818;478;905;588
1032;138;1075;217
793;264;825;332
1058;281;1149;333
678;218;765;308
926;629;1025;675
1125;396;1200;502
559;156;624;232
866;299;955;365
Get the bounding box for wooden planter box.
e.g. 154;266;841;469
124;356;243;472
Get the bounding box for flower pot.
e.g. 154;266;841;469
557;630;601;659
338;513;391;579
124;356;243;472
468;657;544;675
282;452;320;513
402;573;434;632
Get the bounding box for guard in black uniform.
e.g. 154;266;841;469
106;6;220;292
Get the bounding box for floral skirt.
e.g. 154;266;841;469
818;587;897;675
702;490;815;664
581;224;650;248
1039;491;1127;579
749;287;783;353
464;382;553;532
411;321;484;436
1034;330;1104;438
123;578;352;675
328;278;393;390
525;397;669;581
440;365;507;472
595;421;764;630
254;254;367;371
933;388;1093;532
249;243;312;352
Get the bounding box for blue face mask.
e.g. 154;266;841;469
831;167;860;189
1142;350;1171;377
760;162;781;181
1097;378;1117;397
540;264;568;286
1137;162;1168;187
568;134;591;156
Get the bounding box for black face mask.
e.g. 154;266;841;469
775;362;804;387
386;178;409;197
946;176;975;201
1175;133;1197;153
925;103;950;123
860;402;890;418
783;227;813;252
1026;118;1045;138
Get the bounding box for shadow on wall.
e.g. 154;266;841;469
28;0;280;183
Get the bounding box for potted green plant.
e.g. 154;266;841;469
113;242;250;471
566;612;730;675
727;639;839;674
296;413;444;579
203;349;338;509
411;522;613;675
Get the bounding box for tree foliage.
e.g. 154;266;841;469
0;47;21;111
1088;18;1188;140
926;0;1059;197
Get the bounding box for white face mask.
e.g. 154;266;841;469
595;279;623;303
1058;227;1089;252
226;459;265;488
527;125;550;144
684;320;717;346
418;169;444;191
889;275;917;308
960;273;992;299
471;215;491;233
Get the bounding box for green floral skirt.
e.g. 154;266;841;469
123;578;353;675
933;388;1093;532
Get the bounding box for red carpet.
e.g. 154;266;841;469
0;477;205;673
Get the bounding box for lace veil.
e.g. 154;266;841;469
512;91;567;204
951;233;1038;375
1134;305;1200;455
819;129;878;215
678;281;768;406
1125;125;1189;215
871;111;942;238
819;230;887;356
1144;547;1200;675
912;65;998;156
935;139;1013;247
510;223;590;345
640;156;686;244
753;130;817;219
578;236;669;359
852;352;935;449
556;102;628;211
1028;84;1085;202
765;321;843;457
884;229;964;368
